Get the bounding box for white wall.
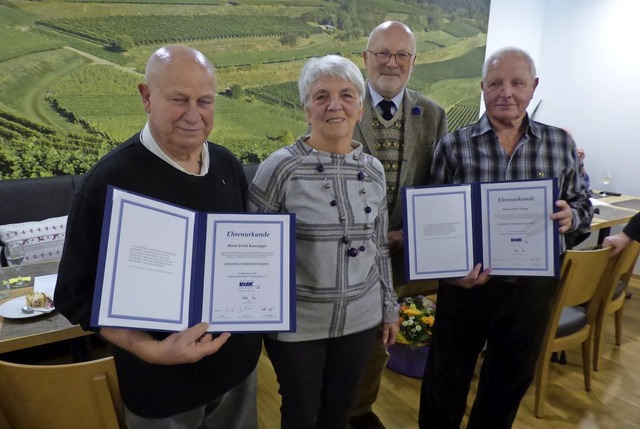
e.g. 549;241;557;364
486;0;640;198
484;0;546;116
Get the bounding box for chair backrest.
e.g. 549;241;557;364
558;247;614;309
548;247;613;337
0;356;124;429
599;240;640;305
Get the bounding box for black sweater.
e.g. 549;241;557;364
623;212;640;242
55;134;261;418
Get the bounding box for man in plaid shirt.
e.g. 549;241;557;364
419;47;593;429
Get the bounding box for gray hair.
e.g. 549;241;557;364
482;47;537;81
298;55;365;109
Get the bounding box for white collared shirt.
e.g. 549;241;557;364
368;84;404;117
139;123;210;176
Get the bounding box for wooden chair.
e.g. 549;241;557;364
593;240;640;371
534;246;613;418
0;356;125;429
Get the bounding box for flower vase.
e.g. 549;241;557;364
386;343;429;379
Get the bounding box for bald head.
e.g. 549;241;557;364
138;45;217;155
144;45;216;88
367;21;416;53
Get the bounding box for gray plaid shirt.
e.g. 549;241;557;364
431;113;593;238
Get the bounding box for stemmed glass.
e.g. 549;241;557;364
600;168;613;195
4;242;27;288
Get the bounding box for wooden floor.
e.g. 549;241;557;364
257;277;640;429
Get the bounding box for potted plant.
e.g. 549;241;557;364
387;295;436;378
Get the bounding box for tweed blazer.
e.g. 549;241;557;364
354;86;448;232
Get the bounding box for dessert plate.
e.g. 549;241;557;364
0;296;55;319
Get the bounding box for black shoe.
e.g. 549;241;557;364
350;411;387;429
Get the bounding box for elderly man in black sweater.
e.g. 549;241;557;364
55;45;261;428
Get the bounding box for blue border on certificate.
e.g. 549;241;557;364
92;186;296;332
208;219;286;326
106;197;192;324
410;190;472;277
482;180;557;275
402;178;559;281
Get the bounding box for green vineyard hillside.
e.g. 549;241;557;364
446;96;481;132
0;110;115;179
0;0;490;178
38;15;320;49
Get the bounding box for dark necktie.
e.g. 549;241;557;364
378;99;395;121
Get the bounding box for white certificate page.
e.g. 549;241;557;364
95;188;195;331
405;185;475;280
201;213;293;332
480;180;556;276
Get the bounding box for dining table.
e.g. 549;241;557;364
589;191;640;243
0;260;91;355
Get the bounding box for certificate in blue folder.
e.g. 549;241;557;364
91;186;296;333
403;178;559;280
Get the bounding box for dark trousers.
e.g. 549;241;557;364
419;276;559;429
265;327;377;429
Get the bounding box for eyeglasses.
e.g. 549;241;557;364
366;50;414;66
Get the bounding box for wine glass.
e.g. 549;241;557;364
600;168;613;195
4;241;27;288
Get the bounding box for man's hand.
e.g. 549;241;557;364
447;263;492;289
100;323;231;365
550;200;574;233
388;230;404;255
603;232;632;256
381;322;399;346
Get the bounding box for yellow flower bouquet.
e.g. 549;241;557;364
397;295;436;348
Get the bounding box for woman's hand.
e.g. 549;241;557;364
382;322;400;346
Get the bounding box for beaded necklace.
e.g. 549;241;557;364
312;148;373;257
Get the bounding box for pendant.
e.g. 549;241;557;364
314;152;370;260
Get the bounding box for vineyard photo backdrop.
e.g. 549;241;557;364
0;0;490;179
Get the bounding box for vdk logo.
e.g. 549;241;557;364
239;281;254;287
